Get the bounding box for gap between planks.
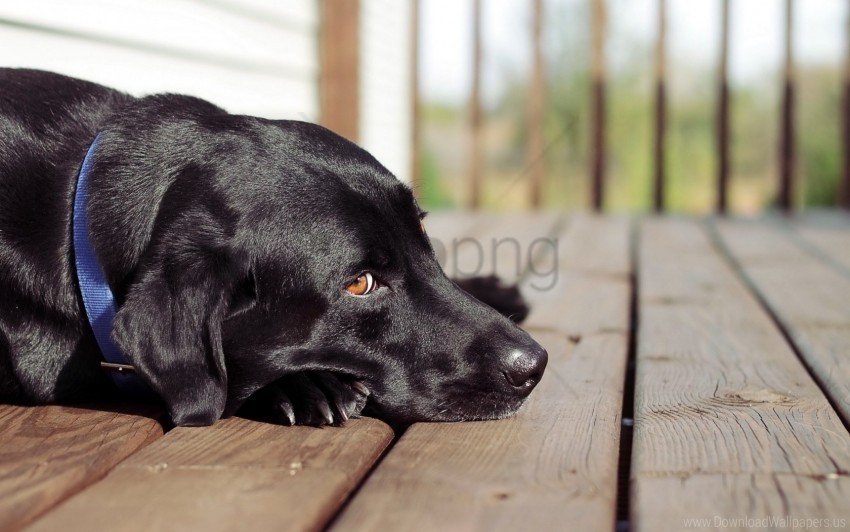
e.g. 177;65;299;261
25;416;393;532
709;217;850;431
632;217;850;532
784;213;850;282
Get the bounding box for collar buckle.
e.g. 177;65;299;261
100;361;137;374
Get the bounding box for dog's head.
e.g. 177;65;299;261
101;110;546;426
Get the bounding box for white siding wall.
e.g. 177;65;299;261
0;0;415;183
359;0;413;184
0;0;319;120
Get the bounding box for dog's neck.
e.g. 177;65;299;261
73;132;149;397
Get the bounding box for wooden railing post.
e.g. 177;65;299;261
591;0;606;211
468;0;483;210
717;0;731;214
778;0;795;212
842;3;850;209
528;0;545;209
410;0;421;194
319;0;360;142
653;0;667;213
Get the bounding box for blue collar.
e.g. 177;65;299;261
73;133;149;397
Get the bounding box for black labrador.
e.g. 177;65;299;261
0;69;547;427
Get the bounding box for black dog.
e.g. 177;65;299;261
0;69;547;427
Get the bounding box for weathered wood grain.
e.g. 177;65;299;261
525;214;630;338
714;218;850;426
27;417;393;532
0;404;163;531
332;214;631;531
791;214;850;276
633;218;850;531
637;474;850;531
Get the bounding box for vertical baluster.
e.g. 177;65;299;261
842;4;850;209
529;0;545;209
410;0;421;194
717;0;731;214
468;0;483;209
653;0;667;213
778;0;795;212
591;0;607;211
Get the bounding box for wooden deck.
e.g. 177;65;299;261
2;213;850;531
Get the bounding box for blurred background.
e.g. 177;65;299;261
2;0;848;214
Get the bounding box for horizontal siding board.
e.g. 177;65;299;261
0;26;317;119
0;0;317;74
0;0;319;120
181;0;319;32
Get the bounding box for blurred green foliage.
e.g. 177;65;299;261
418;3;842;213
418;148;456;209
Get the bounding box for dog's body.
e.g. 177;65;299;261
0;69;546;426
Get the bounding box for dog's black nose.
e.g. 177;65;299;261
502;343;548;389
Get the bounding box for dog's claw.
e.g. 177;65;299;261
318;401;334;425
351;380;370;397
242;371;369;427
279;402;296;426
333;396;350;422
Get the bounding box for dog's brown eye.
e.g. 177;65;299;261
346;272;377;296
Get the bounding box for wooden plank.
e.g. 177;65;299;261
425;212;560;286
460;213;560;284
524;214;630;339
714;218;850;425
421;212;483;243
0;404;163;531
791;214;850;275
638;475;850;531
633;218;850;531
421;212;484;278
28;417;393;532
332;214;632;531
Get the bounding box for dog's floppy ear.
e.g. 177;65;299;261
112;246;244;426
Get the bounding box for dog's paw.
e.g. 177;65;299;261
453;275;530;324
246;372;370;427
